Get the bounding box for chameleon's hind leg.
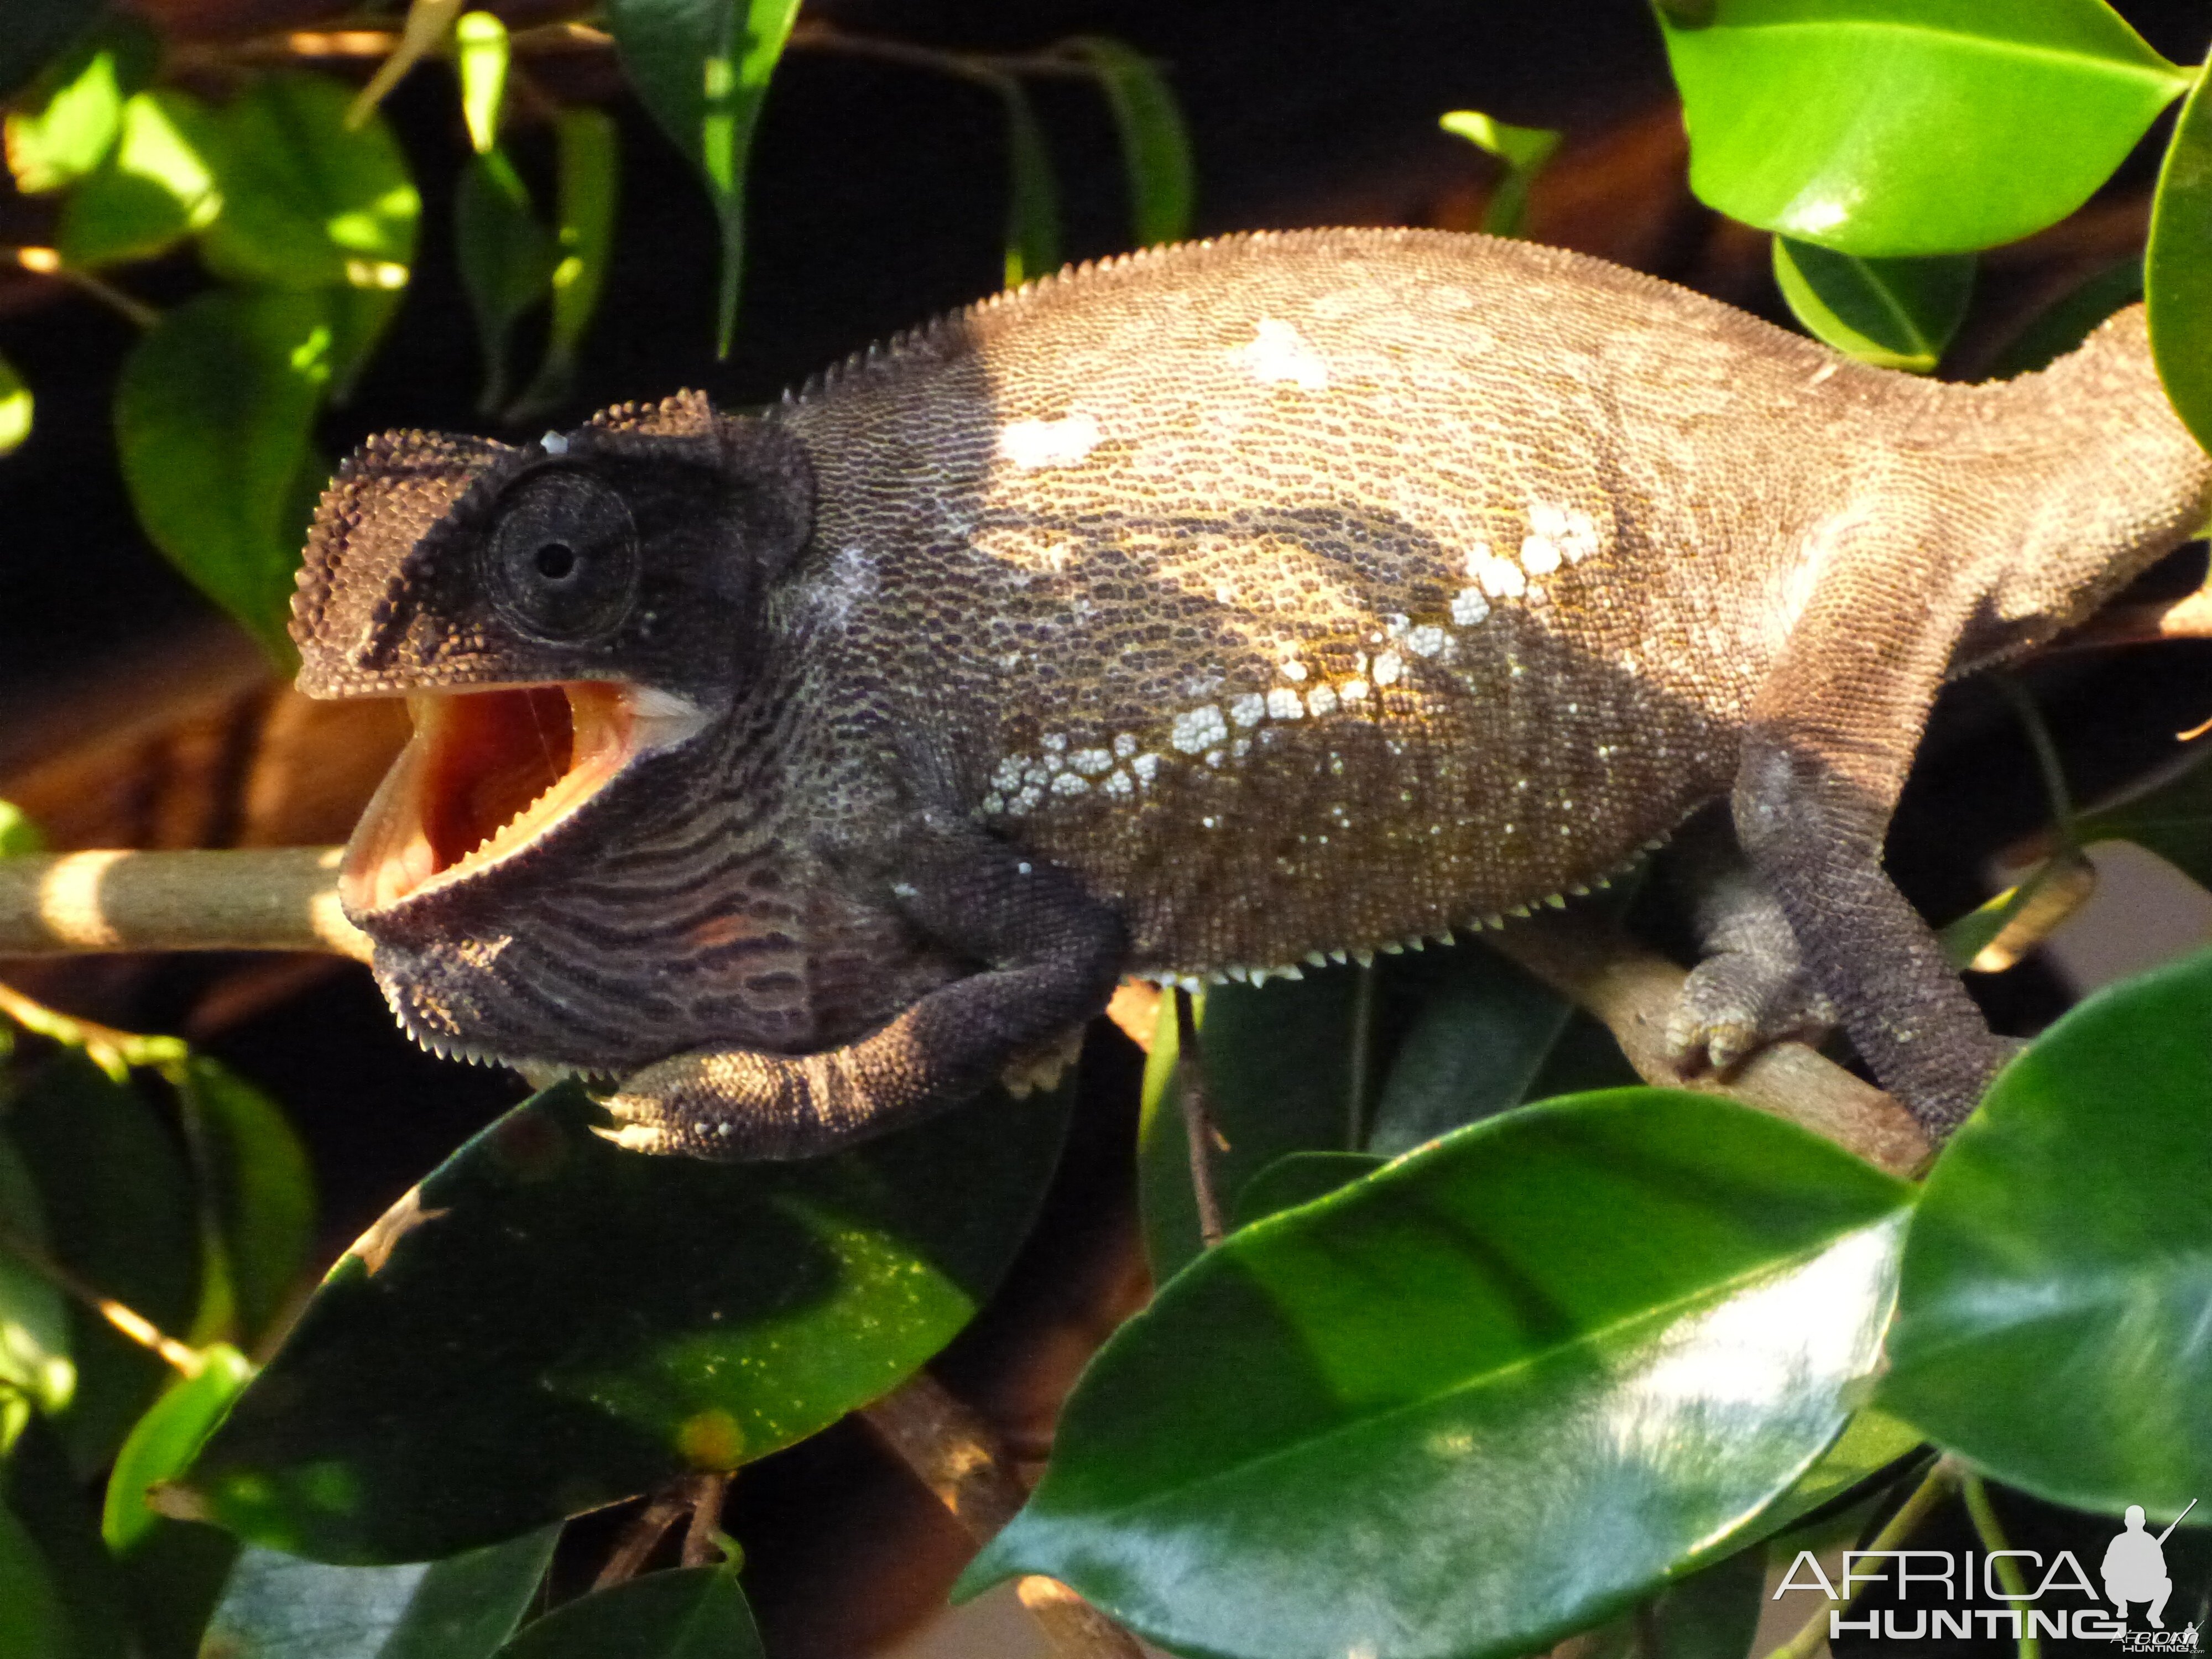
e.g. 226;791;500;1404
598;833;1126;1161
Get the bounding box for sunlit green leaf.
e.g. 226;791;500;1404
0;1496;72;1659
116;286;332;664
1880;948;2212;1518
2147;53;2212;455
0;802;43;859
1656;0;2190;257
997;80;1060;289
182;1078;1068;1562
103;1345;252;1553
55;88;223;270
0;0;105;101
607;0;802;356
1757;1407;1926;1538
0;1131;74;1420
202;1527;560;1659
494;1565;763;1659
456;149;554;413
1771;237;1973;372
0;355;29;458
511;108;619;417
198;72;419;295
1439;109;1560;239
971;1091;1911;1659
177;1058;316;1348
2;20;153;194
456;11;510;155
1071;36;1193;248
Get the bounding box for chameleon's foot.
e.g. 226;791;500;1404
1666;949;1838;1076
593;1048;894;1162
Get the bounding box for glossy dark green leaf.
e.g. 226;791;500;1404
2073;745;2212;889
0;1496;71;1659
1138;967;1366;1281
510;108;618;418
202;1527;560;1659
1656;0;2190;257
1771;238;1973;372
1229;1152;1382;1229
8;1053;200;1474
1641;1541;1766;1659
1070;36;1193;249
0;1129;72;1419
1757;1407;1924;1538
971;1091;1911;1659
456;149;554;413
0;0;103;101
996;81;1060;289
1438;110;1560;239
495;1565;763;1659
115;287;331;663
0;354;29;458
1880;948;2212;1517
1366;940;1575;1156
55;88;223;270
607;0;801;355
1987;257;2142;380
3;1421;130;1659
182;1078;1067;1562
103;1344;251;1552
176;1059;315;1348
2148;54;2212;454
197;72;418;294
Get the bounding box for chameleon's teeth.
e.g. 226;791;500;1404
1353;949;1374;967
1591;874;1613;891
1437;929;1456;946
1329;950;1349;964
1279;964;1303;980
1544;893;1567;910
1509;904;1531;919
1380;941;1403;955
1568;882;1589;896
1483;913;1503;929
1306;951;1329;967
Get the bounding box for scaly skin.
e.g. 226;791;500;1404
293;228;2212;1157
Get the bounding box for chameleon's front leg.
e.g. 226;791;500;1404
1731;561;2014;1136
598;834;1128;1160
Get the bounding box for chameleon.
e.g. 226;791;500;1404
290;227;2212;1160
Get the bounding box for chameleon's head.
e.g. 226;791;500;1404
290;393;813;922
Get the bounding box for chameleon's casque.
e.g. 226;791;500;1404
291;228;2212;1157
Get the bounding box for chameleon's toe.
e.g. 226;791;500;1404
1668;952;1838;1076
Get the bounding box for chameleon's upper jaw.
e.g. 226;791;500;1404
340;680;709;915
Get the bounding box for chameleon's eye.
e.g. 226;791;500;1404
486;470;639;642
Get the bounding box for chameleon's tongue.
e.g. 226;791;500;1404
340;683;635;913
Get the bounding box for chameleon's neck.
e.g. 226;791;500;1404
1945;305;2212;662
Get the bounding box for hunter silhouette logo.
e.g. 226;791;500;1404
2106;1502;2193;1628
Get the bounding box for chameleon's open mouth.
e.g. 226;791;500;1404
341;682;707;913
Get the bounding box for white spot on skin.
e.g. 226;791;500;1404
1051;773;1089;796
1131;754;1162;784
1373;651;1404;686
1405;624;1449;658
1279;658;1308;682
540;431;569;455
992;756;1027;791
1228;693;1266;728
1041;733;1067;754
1451;588;1490;626
1307;685;1339;717
1520;535;1562;575
1113;733;1139;758
1340;679;1369;702
1529;500;1603;563
1104;771;1134;797
997;412;1103;470
1230;317;1329;391
1267;688;1305;719
1466;544;1527;598
1014;787;1042;812
1214;581;1237;604
1171;706;1229;753
1070;748;1114;775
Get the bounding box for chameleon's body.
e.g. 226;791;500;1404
292;229;2212;1157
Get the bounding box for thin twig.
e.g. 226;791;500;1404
7;248;159;329
0;1218;206;1376
679;1472;733;1567
0;847;372;962
2049;588;2212;651
786;22;1103;85
1173;988;1227;1248
1763;1457;1955;1659
592;1489;688;1590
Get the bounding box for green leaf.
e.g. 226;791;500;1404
198;72;419;294
494;1564;763;1659
0;802;44;859
1138;967;1368;1282
1771;237;1973;372
995;81;1061;289
7;1053;201;1475
116;286;333;664
1757;1406;1925;1538
456;150;554;414
1655;0;2190;257
1987;256;2142;380
1438;110;1560;239
201;1527;560;1659
0;1496;72;1659
2074;744;2212;890
455;11;510;156
1879;947;2212;1518
55;88;223;270
3;1422;131;1659
510;108;619;417
0;1131;73;1420
1640;1541;1766;1659
2148;53;2212;455
102;1344;252;1553
0;0;104;102
1229;1152;1383;1229
182;1078;1068;1562
0;355;30;459
607;0;802;357
1366;941;1576;1156
1071;36;1194;248
970;1091;1911;1659
177;1059;315;1348
2;21;150;194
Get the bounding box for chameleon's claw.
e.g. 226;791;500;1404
590;1118;675;1155
1667;950;1838;1077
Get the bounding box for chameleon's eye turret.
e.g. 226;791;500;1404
486;470;640;643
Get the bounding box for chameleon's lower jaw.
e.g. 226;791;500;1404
340;681;708;915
